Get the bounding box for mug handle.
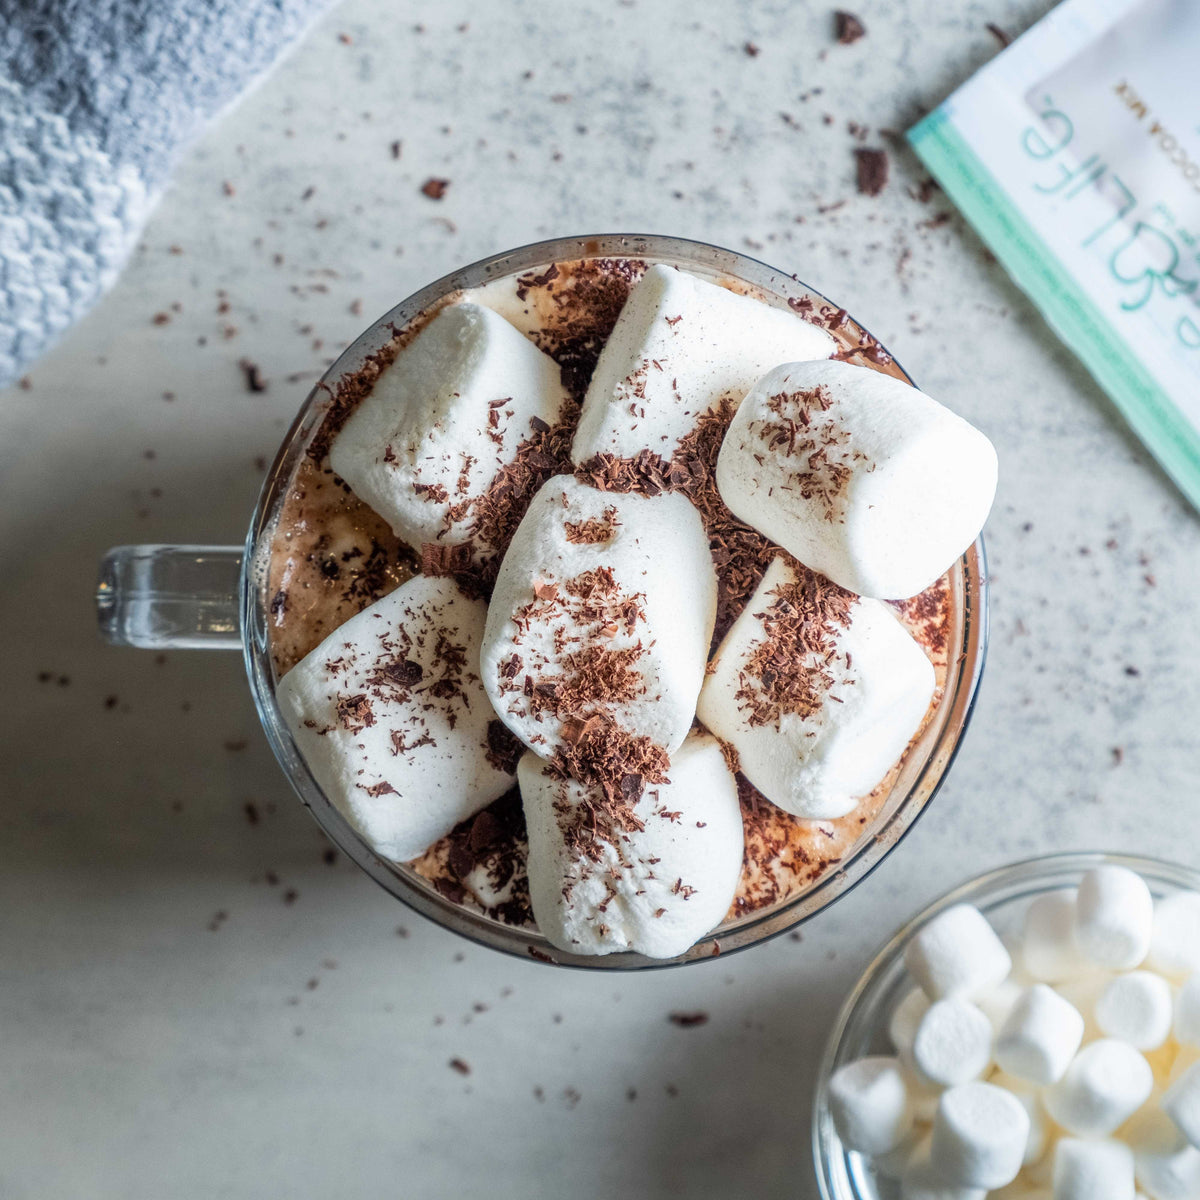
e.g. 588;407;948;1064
97;545;244;650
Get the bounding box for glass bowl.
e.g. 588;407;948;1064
812;850;1200;1198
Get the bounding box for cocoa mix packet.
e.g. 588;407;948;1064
909;0;1200;509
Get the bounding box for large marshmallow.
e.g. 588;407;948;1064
697;555;934;819
905;904;1014;1002
518;733;742;959
482;475;715;759
1075;865;1155;971
995;984;1085;1086
827;1055;915;1158
1043;1038;1154;1136
1096;971;1174;1051
931;1082;1030;1190
1022;889;1089;983
276;575;513;862
912;999;994;1087
715;360;997;599
570;263;834;465
1164;1062;1200;1149
1053;1138;1136;1200
1149;893;1200;980
329;302;569;552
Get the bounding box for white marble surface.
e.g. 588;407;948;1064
2;1;1198;1196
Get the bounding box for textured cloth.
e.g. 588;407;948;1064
0;0;335;386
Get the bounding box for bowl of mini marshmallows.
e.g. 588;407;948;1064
813;851;1200;1200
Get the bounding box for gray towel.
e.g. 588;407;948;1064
0;0;335;387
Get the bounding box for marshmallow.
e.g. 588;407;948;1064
1174;975;1200;1047
1010;1085;1050;1166
570;263;834;465
905;904;1014;1002
1053;1138;1137;1200
827;1055;915;1157
912;999;994;1087
276;575;514;862
1149;893;1200;980
697;555;934;820
1129;1108;1200;1200
715;359;997;599
1163;1062;1200;1149
482;476;715;759
891;987;934;1055
977;979;1026;1034
901;1136;988;1200
995;984;1085;1085
1044;1038;1154;1136
931;1081;1030;1189
1096;972;1174;1051
1054;970;1113;1040
1075;865;1155;971
329;302;569;553
518;733;743;958
1022;889;1088;983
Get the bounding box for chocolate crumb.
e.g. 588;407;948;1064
421;178;450;200
744;41;760;56
854;147;889;196
243;802;260;825
834;10;866;44
283;888;299;905
985;22;1010;48
668;1011;710;1027
222;181;235;197
104;695;118;710
239;360;268;392
323;848;337;865
1111;746;1124;767
390;140;402;159
152;312;171;326
449;1058;471;1075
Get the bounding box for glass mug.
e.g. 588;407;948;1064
96;233;989;970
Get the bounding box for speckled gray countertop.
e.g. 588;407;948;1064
2;1;1198;1197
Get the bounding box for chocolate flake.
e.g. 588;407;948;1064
421;178;450;200
834;11;866;44
668;1011;710;1027
854;147;889;196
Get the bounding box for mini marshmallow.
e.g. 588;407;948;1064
1043;1038;1154;1136
1013;1086;1049;1167
715;360;997;599
977;979;1025;1034
1163;1062;1200;1149
697;555;934;820
904;904;1014;1002
482;475;716;759
1053;1138;1136;1200
912;999;994;1087
518;733;743;959
1173;975;1200;1047
276;576;514;863
1022;889;1088;983
1054;970;1113;1040
827;1055;915;1157
1075;865;1154;971
995;984;1085;1086
901;1136;987;1200
1129;1108;1200;1200
1149;893;1200;980
570;263;835;465
891;987;934;1055
1096;971;1174;1051
329;302;568;554
930;1081;1030;1189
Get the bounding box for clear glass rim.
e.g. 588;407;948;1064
241;232;991;971
811;849;1200;1199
